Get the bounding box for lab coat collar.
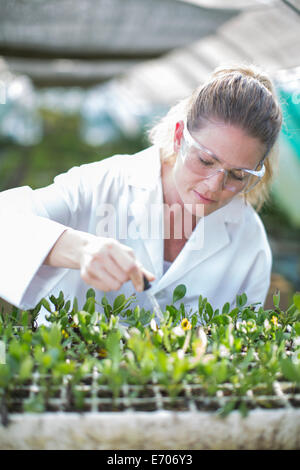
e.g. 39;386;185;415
127;145;162;190
127;146;164;278
155;196;247;290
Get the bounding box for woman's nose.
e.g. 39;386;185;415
202;169;226;191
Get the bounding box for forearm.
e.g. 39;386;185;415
43;228;155;293
43;228;97;269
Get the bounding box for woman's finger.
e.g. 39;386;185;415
91;254;128;284
81;264;121;292
109;246;147;292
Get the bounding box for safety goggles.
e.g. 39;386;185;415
180;120;266;194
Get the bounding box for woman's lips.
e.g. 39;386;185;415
193;190;216;204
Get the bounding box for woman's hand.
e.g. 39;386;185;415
44;228;155;293
79;236;155;292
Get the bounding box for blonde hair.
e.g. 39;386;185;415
148;64;282;211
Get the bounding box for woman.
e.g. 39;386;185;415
0;65;282;324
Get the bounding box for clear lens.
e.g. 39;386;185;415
180;133;262;194
242;170;262;193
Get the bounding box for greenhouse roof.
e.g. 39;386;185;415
115;0;300;106
0;0;238;87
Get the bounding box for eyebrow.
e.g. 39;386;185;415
184;121;260;171
203;146;254;171
199;142;222;163
185;124;221;162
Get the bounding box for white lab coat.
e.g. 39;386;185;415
0;145;272;324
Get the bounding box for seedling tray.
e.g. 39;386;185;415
1;288;300;449
2;370;300;450
5;371;300;414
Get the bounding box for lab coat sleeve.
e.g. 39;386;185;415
0;165;87;309
237;243;273;310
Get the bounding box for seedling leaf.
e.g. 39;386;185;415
172;285;186;304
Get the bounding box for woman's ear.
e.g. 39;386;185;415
173;120;184;153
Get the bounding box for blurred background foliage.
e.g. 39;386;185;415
0;109;149;192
